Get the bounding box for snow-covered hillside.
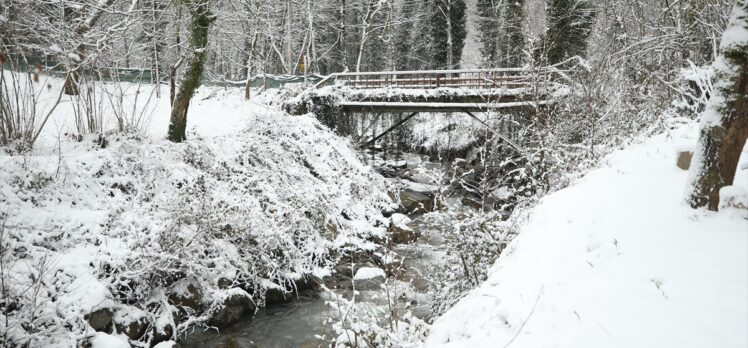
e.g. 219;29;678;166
425;123;748;347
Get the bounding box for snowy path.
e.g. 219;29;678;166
426;127;748;347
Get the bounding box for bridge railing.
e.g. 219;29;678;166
314;67;569;90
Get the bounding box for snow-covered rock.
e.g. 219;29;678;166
389;213;418;244
399;183;437;213
391;213;413;228
91;333;130;348
354;267;386;290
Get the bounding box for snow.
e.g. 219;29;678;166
720;4;748;48
695;3;748;128
354;267;386;280
91;333;129;348
425;124;748;348
391;213;413;230
67;52;81;62
404;182;438;194
720;185;748;210
0;76;392;346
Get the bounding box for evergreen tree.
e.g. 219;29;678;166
477;0;526;67
402;0;437;70
358;0;392;72
542;0;595;64
501;0;526;67
477;0;501;64
394;0;417;70
431;0;467;69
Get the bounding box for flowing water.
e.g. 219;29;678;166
180;153;457;348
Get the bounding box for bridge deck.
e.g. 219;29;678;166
315;67;569;91
340;100;551;113
287;67;567;117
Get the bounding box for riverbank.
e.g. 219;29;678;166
0;83;394;347
425;122;748;347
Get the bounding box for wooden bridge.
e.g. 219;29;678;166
286;67;570;149
312;67;568;113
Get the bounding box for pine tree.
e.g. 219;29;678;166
432;0;467;69
394;0;417;70
542;0;595;64
410;0;436;70
477;0;501;64
686;0;748;211
502;0;526;67
477;0;526;67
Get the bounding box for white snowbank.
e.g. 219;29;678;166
426;125;748;347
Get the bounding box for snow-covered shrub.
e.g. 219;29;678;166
284;86;354;136
430;211;516;317
0;61;62;151
675;64;713;117
324;286;428;347
97;76;159;134
0;112;390;346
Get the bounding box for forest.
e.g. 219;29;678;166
0;0;747;347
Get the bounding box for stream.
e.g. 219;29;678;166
179;152;461;348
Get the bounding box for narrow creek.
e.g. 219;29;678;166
180;152;462;348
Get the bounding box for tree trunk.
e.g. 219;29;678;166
285;0;293;74
686;0;748;211
244;32;258;100
63;0;116;95
63;68;81;95
168;0;214;143
446;1;453;68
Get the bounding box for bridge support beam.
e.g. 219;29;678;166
363;112;419;148
464;111;524;154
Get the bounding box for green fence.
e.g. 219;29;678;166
2;53;323;88
205;74;324;89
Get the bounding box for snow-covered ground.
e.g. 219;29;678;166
4;72;747;348
0;76;392;347
33;79;288;147
425;123;748;347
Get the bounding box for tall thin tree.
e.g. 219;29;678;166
168;0;214;142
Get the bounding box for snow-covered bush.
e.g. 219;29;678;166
429;211;517;317
324;285;428;347
0;62;63;151
0;112;390;346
